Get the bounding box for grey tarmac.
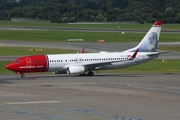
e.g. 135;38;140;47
0;73;180;120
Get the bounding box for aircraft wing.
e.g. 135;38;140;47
83;49;139;69
83;60;127;69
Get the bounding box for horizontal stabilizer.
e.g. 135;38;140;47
147;51;172;57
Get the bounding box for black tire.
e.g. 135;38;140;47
79;73;85;76
21;73;25;78
88;71;94;76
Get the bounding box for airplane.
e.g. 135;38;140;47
6;20;162;78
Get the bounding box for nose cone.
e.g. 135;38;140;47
6;63;14;71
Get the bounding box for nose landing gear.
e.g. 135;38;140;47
16;72;25;78
21;73;25;78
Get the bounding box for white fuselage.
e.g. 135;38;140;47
46;52;158;73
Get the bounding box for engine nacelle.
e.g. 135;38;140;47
67;66;85;74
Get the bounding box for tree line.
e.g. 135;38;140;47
0;0;180;23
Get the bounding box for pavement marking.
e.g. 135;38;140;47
5;101;61;105
8;102;100;120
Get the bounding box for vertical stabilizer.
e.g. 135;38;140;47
124;20;162;52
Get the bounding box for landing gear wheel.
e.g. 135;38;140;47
79;73;85;76
21;73;25;78
88;71;94;76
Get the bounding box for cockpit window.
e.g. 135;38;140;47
13;60;21;64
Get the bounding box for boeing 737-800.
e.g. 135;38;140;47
6;20;162;77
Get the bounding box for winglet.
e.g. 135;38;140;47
80;48;84;53
131;49;139;59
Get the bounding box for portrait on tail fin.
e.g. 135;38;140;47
124;20;162;53
139;32;158;52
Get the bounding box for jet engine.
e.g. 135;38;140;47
67;66;85;74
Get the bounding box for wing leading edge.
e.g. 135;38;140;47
81;49;139;69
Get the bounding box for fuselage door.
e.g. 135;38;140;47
26;57;31;67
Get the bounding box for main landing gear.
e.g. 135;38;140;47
88;71;94;76
79;71;94;76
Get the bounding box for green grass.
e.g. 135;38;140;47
0;30;180;42
0;21;180;30
0;46;81;56
99;59;180;73
1;60;180;74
